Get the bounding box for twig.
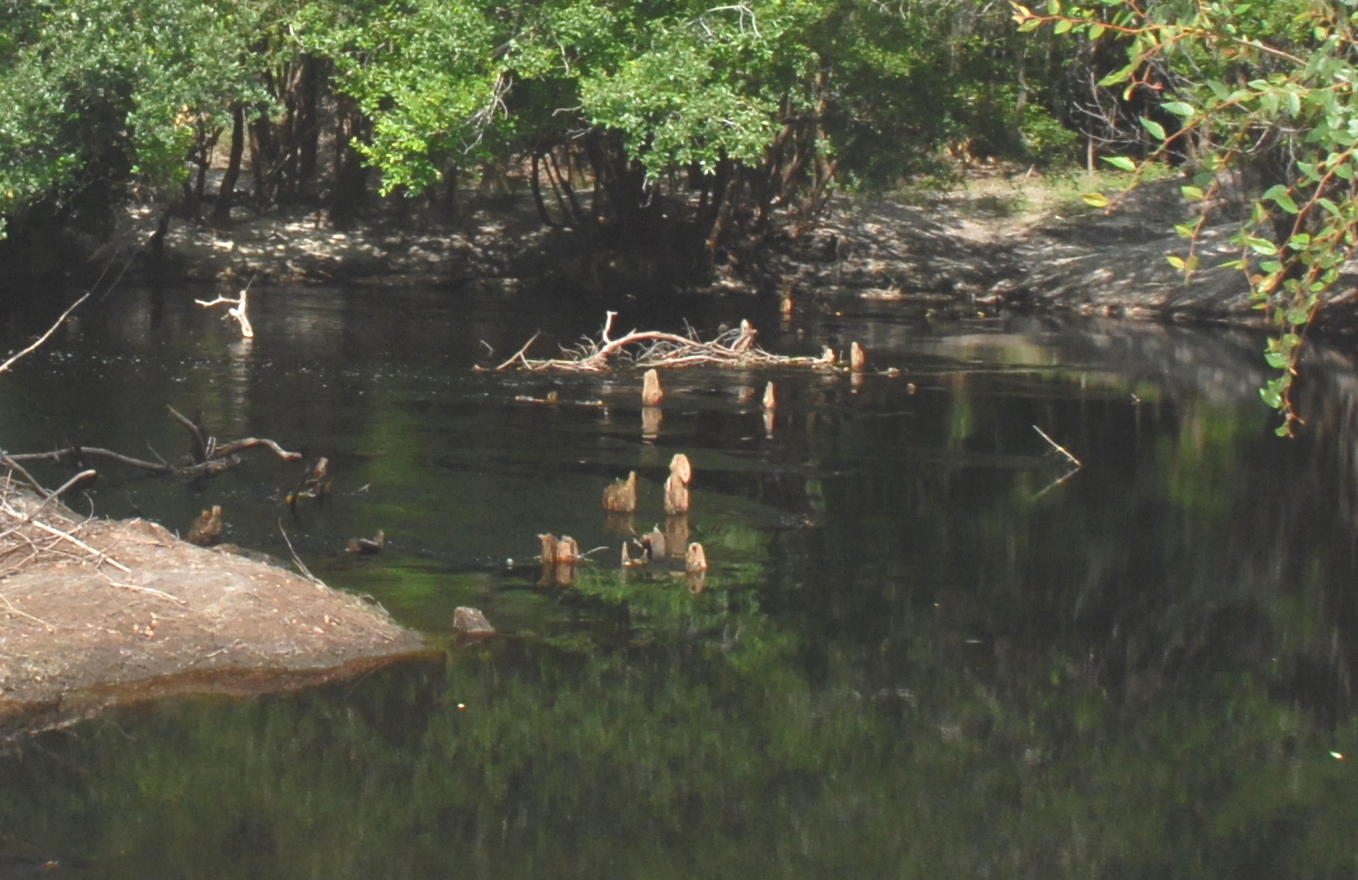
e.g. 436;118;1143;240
493;331;542;370
106;579;189;606
0;505;131;573
1033;425;1082;468
1;595;55;632
278;520;322;584
22;469;98;521
0;452;50;495
6;446;175;473
0;290;91;376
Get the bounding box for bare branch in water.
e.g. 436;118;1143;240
0;290;91;376
494;315;836;372
1033;425;1082;468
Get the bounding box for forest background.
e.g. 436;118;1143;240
0;0;1354;425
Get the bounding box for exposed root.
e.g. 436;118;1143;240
492;313;836;373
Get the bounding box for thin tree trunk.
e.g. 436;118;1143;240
529;152;556;226
212;103;245;229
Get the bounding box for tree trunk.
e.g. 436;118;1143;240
212;103;245;229
329;95;369;223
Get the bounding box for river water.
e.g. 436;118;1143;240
0;282;1355;878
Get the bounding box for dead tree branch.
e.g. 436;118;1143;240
492;316;836;372
0;291;90;376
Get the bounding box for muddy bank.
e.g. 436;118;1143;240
79;176;1358;330
775;179;1358;330
0;488;424;740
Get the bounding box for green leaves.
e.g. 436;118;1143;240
1139;116;1166;141
0;0;269;228
1028;0;1358;434
1261;184;1299;214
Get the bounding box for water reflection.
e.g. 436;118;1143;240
0;288;1354;878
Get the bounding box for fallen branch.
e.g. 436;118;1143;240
167;406;212;462
195;283;255;339
4;428;299;483
0;290;90;376
494;331;542;370
491;315;837;373
1033;425;1082;469
6;446;174;474
212;438;302;461
22;469;98;522
0;452;52;495
167;405;300;469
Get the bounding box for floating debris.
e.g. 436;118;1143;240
762;382;776;410
850;341;866;372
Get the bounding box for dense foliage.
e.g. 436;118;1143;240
1015;0;1358;433
0;0;269;238
0;0;1074;270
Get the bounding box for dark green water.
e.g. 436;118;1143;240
0;284;1355;878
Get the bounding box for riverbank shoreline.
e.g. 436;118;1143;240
58;171;1355;333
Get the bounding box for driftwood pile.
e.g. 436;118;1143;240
494;312;837;373
0;479;130;595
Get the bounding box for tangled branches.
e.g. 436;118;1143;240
0;480;129;590
493;312;836;372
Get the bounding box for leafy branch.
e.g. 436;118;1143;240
1014;0;1358;435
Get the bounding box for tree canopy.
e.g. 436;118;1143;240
0;0;1074;266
